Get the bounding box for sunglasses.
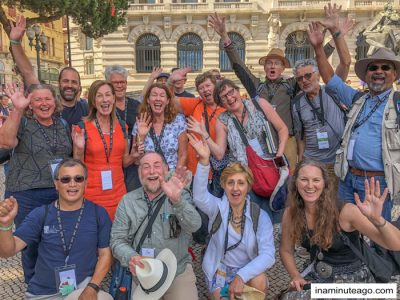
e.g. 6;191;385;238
169;214;181;238
56;175;85;184
367;64;392;72
296;71;316;82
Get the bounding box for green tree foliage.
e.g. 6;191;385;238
1;0;128;38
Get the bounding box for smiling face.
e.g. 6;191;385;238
296;65;320;95
197;78;216;106
109;73;127;101
223;172;249;208
147;86;170;116
365;60;397;95
139;153;168;195
296;165;325;205
94;84;115;117
54;165;87;205
219;85;242;112
29;89;56;123
264;58;285;81
59;69;80;103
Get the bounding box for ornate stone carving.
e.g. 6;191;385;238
250;15;258;39
279;22;309;49
128;25;166;43
164;16;172;39
224;23;252;42
268;13;281;48
170;23;208;43
186;15;192;25
143;16;149;25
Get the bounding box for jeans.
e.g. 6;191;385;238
5;188;58;283
249;191;283;224
338;172;392;221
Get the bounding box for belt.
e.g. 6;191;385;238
315;260;363;280
350;167;385;177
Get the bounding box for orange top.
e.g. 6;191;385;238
180;97;225;177
83;120;127;221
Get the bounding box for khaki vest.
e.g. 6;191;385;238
335;90;400;199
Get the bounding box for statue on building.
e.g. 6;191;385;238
267;14;281;48
363;3;400;55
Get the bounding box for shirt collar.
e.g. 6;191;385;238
367;88;392;101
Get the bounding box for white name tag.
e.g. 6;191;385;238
347;137;356;161
101;170;113;190
215;262;227;287
141;248;155;258
316;131;329;150
248;138;264;156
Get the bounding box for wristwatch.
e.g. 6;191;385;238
87;282;100;293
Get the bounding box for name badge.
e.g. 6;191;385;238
316;130;329;150
55;264;77;296
215;262;227;287
141;248;155;258
49;158;63;178
101;170;113;190
248;138;264;157
347;136;356;161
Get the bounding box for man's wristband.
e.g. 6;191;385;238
372;218;387;228
10;39;21;45
87;282;100;293
332;31;341;38
0;222;14;231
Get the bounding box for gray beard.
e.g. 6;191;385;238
368;82;386;93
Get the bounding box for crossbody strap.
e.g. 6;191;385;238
232;117;249;146
135;195;167;253
339;232;368;266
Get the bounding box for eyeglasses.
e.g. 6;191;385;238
219;88;236;102
56;175;85;184
265;61;283;67
296;71;316;82
111;81;127;86
367;64;392;72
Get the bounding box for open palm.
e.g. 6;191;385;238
188;133;210;162
136;112;152;138
161;166;191;203
208;12;227;37
5;82;31;111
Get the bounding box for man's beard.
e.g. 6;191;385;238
368;82;387;93
143;182;162;194
60;88;78;101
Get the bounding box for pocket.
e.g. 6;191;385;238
392;163;400;197
334;147;345;178
385;120;400;150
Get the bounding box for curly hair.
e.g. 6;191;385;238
286;158;340;251
139;83;177;124
86;80;116;122
25;84;62;118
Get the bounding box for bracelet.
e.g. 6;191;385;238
87;282;100;293
372;218;387;228
10;39;21;45
0;222;14;231
205;135;210;140
332;31;341;38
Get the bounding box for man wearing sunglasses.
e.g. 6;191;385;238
110;152;201;300
309;7;400;221
0;159;113;299
291;58;346;189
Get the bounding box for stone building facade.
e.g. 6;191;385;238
69;0;400;94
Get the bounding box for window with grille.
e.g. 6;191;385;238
285;31;314;67
0;62;5;86
85;36;93;51
136;34;161;73
356;31;370;61
219;32;245;71
177;33;203;71
84;57;95;75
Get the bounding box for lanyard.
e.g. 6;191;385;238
94;117;114;163
203;103;218;134
224;204;246;255
143;192;162;239
265;81;281;100
33;118;58;154
305;89;325;126
56;199;85;265
116;99;128;122
149;124;167;164
352;93;389;132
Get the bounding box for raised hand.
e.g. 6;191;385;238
161;166;191;204
307;22;326;48
4;82;31;112
136;112;152;139
354;177;389;225
71;125;85;151
130;140;145;161
9;15;26;41
150;67;163;81
188;133;210;165
339;17;355;36
186;116;207;137
208;12;227;38
0;197;18;227
169;68;191;85
320;3;342;31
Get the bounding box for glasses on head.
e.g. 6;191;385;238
219;88;236;102
56;175;85;184
296;71;316;82
367;64;392;72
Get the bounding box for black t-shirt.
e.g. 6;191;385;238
116;97;140;135
61;99;89;128
175;90;195;98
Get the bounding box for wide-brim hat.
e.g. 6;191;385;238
259;48;290;68
354;47;400;82
235;284;266;300
132;248;177;300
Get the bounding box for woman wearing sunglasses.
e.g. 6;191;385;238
0;83;72;282
280;158;400;298
189;133;274;300
187;79;288;222
72;80;142;221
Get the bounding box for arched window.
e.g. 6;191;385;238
177;33;203;71
356;31;370;61
0;61;5;87
219;32;245;72
285;31;314;67
136;34;161;73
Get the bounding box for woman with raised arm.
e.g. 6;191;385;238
280;159;400;297
189;133;275;300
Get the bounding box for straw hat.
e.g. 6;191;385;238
235;284;266;300
259;48;290;68
354;47;400;82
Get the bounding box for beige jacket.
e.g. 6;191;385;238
335;90;400;199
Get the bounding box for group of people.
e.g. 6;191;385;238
1;3;400;300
